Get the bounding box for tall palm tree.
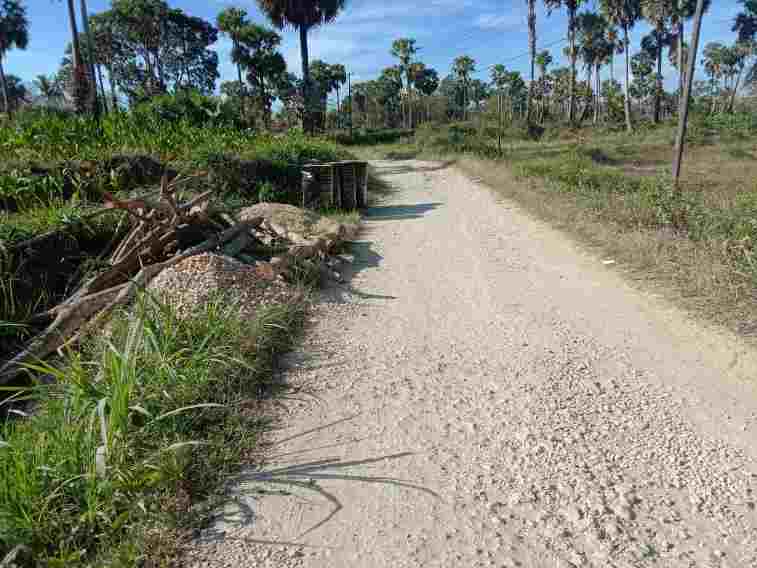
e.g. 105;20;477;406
79;0;99;117
544;0;586;123
671;0;711;106
641;0;675;123
452;55;475;120
33;74;63;102
535;49;553;122
527;0;536;123
256;0;347;133
329;62;346;127
218;7;250;120
600;0;641;132
391;38;418;129
65;0;87;114
0;0;29;118
576;11;609;123
734;0;757;43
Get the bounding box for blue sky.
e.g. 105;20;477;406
2;0;744;94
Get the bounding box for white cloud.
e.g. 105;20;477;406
475;12;525;31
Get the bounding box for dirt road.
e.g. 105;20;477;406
188;160;757;568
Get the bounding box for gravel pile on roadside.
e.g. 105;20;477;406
147;253;294;319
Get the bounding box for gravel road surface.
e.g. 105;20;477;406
187;160;757;568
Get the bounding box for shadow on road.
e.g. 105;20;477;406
372;160;455;177
366;202;442;221
198;413;439;546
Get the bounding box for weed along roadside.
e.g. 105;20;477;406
0;108;363;565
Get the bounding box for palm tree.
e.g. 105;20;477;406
329;62;346;127
527;0;536;123
0;0;29;118
391;38;418;128
535;50;553;122
65;0;88;114
33;74;63;103
600;0;641;132
452;55;475;120
641;0;675;123
78;0;99;117
256;0;347;133
544;0;587;123
218;7;250;121
703;42;725;112
671;0;711;107
576;11;608;123
734;0;757;43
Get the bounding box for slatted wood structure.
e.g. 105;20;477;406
302;161;368;210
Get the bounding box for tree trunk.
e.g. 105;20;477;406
728;66;744;113
106;64;118;111
610;52;614;83
677;15;685;110
580;66;592;123
594;64;600;124
96;64;107;114
407;70;413;129
654;22;663;124
568;8;576;123
0;58;10;118
673;0;705;189
66;0;85;114
299;25;312;134
336;84;341;129
623;25;633;132
235;42;245;121
79;0;100;119
527;0;536;124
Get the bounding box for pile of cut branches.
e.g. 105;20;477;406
0;176;346;386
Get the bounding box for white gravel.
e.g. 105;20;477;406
184;160;757;568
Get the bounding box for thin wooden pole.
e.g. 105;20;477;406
348;72;353;139
672;0;705;189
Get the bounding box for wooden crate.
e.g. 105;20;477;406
302;161;368;210
302;164;338;209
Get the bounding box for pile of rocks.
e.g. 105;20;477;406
148;253;294;320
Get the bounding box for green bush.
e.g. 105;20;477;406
132;91;238;128
335;128;413;146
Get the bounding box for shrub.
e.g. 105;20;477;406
132;91;238;128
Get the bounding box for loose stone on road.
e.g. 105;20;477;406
187;160;757;568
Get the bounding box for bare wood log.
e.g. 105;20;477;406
179;190;214;213
0;283;128;383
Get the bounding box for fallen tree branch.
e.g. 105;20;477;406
0;220;262;385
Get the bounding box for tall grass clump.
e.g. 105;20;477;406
0;292;304;565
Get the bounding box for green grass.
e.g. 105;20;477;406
0;292;305;565
0;110;345;228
